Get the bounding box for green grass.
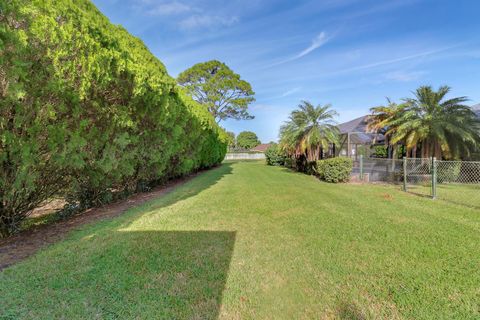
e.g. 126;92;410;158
1;161;479;319
408;183;480;209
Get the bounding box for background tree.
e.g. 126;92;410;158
376;86;480;159
236;131;261;150
177;60;255;123
226;131;236;149
279;101;339;162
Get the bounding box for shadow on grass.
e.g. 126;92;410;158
1;230;236;319
0;164;234;271
1;164;238;318
125;163;234;221
406;183;480;210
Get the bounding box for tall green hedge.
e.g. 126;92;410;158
0;0;227;237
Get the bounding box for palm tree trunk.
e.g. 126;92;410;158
434;140;442;159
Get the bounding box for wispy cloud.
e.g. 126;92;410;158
296;32;329;59
133;0;238;30
281;87;301;97
266;32;331;68
384;70;427;82
337;45;458;74
149;1;191;15
179;15;239;30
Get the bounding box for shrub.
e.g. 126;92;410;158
265;144;286;166
0;0;227;237
284;157;295;168
315;158;353;183
373;145;388;158
437;162;461;183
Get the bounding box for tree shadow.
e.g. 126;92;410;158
0;164;234;271
122;163;234;222
2;230;236;319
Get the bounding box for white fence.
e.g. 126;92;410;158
224;153;265;160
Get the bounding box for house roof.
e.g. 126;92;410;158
334;104;480;145
337;116;369;134
250;143;272;152
472;104;480;117
337;116;384;144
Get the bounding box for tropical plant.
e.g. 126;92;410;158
367;99;404;158
385;86;480;159
279;101;339;162
236;131;260;149
177;60;255;123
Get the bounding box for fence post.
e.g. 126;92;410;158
403;157;407;192
359;155;364;181
431;157;437;199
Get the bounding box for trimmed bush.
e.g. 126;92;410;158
0;0;227;237
315;158;353;183
265;144;286;166
437;162;461;183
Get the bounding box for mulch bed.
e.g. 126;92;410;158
0;170;205;271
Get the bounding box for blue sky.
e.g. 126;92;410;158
92;0;480;142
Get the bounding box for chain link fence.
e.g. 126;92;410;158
354;156;480;208
403;158;434;198
353;157;403;183
434;160;480;208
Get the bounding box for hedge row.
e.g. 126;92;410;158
0;0;227;236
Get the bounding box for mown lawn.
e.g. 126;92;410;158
1;161;479;319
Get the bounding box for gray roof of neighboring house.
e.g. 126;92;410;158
472;104;480;117
337;116;369;134
337;116;384;144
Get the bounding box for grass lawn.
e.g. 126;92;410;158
407;183;480;210
1;161;479;319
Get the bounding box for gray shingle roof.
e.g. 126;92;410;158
472;104;480;117
337;116;369;134
337;116;384;144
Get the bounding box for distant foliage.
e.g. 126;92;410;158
0;0;227;237
265;144;286;166
226;131;236;149
373;145;388;158
315;158;353;183
437;162;461;183
236;131;260;150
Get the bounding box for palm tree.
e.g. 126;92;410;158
387;86;480;159
367;99;404;158
279;101;339;161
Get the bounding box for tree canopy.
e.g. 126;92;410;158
236;131;261;150
177;60;255;123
